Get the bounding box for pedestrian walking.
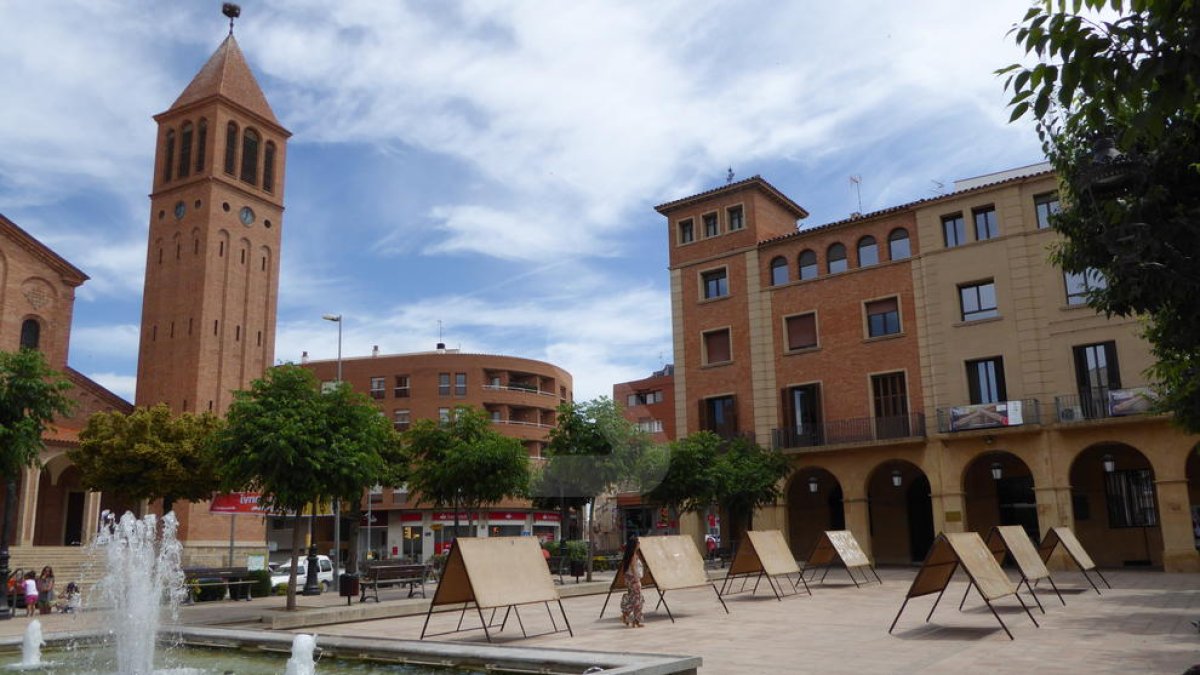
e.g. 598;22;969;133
619;535;644;628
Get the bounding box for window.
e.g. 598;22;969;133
799;250;818;280
701;395;737;437
369;377;386;399
857;236;878;266
438;408;451;423
872;372;910;439
702;328;732;365
454;372;467;396
438;373;451;396
727;205;744;231
784;384;821;446
163;130;175;183
866;297;900;337
678;219;694;244
1034;192;1061;229
626;394;638;407
195;119;207;172
827;243;847;273
393;409;411;431
1074;341;1121;416
223;122;238;174
240;128;260;184
973;206;999;240
888;228;911;260
321;380;337;394
1064;268;1107;305
263;141;276;193
178;122;193;178
637;419;664;433
959;280;998;321
966;357;1007;404
769;256;789;286
942;213;966;247
394;375;411;397
1105;469;1158;528
490;409;502;422
628;390;664;406
701;268;728;299
784;313;817;351
19;319;40;350
703;212;719;237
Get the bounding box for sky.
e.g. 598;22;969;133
0;0;1047;403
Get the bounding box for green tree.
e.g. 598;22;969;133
647;432;789;548
211;365;399;610
533;397;650;580
405;406;528;536
1001;0;1200;430
0;349;74;616
71;404;223;515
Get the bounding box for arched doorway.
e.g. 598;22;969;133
867;460;933;564
786;467;844;559
34;462;86;546
963;451;1039;541
1069;442;1162;567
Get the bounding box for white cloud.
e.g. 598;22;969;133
86;372;137;402
69;324;141;359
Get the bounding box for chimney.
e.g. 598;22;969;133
372;345;379;357
301;351;308;364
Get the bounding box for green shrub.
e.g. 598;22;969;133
247;570;273;598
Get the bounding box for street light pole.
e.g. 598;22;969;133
322;313;343;591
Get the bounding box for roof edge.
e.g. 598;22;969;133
0;214;89;285
655;175;809;219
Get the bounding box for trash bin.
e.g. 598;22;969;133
339;574;359;606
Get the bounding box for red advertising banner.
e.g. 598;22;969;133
489;511;526;522
433;511;482;521
534;512;561;523
209;492;268;515
400;512;423;523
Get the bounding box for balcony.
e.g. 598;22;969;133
481;384;557;398
935;399;1041;433
491;418;553;430
1054;387;1157;423
771;414;925;450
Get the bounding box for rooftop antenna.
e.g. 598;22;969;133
849;175;863;214
726;167;735;184
930;179;946;194
438;319;443;342
222;3;241;36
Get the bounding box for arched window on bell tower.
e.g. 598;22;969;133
224;121;238;175
178;121;194;178
263;141;276;193
20;318;40;351
241;128;260;185
195;118;208;173
163;129;176;183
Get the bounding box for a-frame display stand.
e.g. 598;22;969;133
889;532;1039;640
420;537;572;642
803;530;881;587
599;535;729;623
959;525;1065;613
1037;526;1111;595
719;530;810;600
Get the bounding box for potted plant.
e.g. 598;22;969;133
565;540;588;579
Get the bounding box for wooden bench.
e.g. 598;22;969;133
359;564;427;603
182;566;256;603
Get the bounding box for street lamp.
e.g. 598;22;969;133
322;313;343;590
1102;454;1116;473
990;462;1003;481
807;476;819;494
891;469;902;488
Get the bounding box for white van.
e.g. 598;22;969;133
270;554;334;592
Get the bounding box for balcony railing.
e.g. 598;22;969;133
935;399;1041;433
482;384;557;398
771;413;925;450
1054;387;1157;423
490;419;553;430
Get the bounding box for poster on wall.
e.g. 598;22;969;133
949;401;1022;431
1108;387;1156;417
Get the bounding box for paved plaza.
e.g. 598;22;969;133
3;567;1198;673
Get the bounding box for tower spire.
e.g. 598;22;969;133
222;3;241;36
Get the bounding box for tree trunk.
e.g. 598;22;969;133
0;478;15;617
162;495;175;517
347;503;362;574
287;514;304;611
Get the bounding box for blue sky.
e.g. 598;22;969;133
0;1;1046;402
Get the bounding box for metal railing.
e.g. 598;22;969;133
481;384;557;398
935;398;1041;433
1054;387;1157;423
771;413;925;450
490;419;553;429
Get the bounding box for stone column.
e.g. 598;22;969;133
1155;478;1200;572
842;497;873;562
82;491;103;545
934;490;965;534
17;467;41;547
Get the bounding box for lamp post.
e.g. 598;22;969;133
322;313;343;589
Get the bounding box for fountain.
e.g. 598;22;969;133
19;620;43;668
284;634;317;675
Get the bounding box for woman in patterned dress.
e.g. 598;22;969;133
619;535;644;627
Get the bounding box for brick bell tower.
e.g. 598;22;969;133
135;11;289;562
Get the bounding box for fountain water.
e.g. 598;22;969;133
20;620;43;667
284;634;317;675
91;511;187;674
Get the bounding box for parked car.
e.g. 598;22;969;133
270;555;334;592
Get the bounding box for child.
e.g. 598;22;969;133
22;572;38;618
37;566;54;612
56;582;80;614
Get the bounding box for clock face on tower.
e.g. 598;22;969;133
174;201;186;220
239;206;255;226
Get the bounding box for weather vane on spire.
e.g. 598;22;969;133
222;3;241;36
726;167;735;184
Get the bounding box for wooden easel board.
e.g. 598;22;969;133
1038;526;1097;570
986;526;1051;581
636;535;710;590
728;530;801;577
431;536;559;609
907;532;1016;601
806;530;871;569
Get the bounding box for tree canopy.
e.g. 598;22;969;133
1001;0;1200;430
405;405;529;529
71;404;223;513
210;364;401;609
0;349;74;480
